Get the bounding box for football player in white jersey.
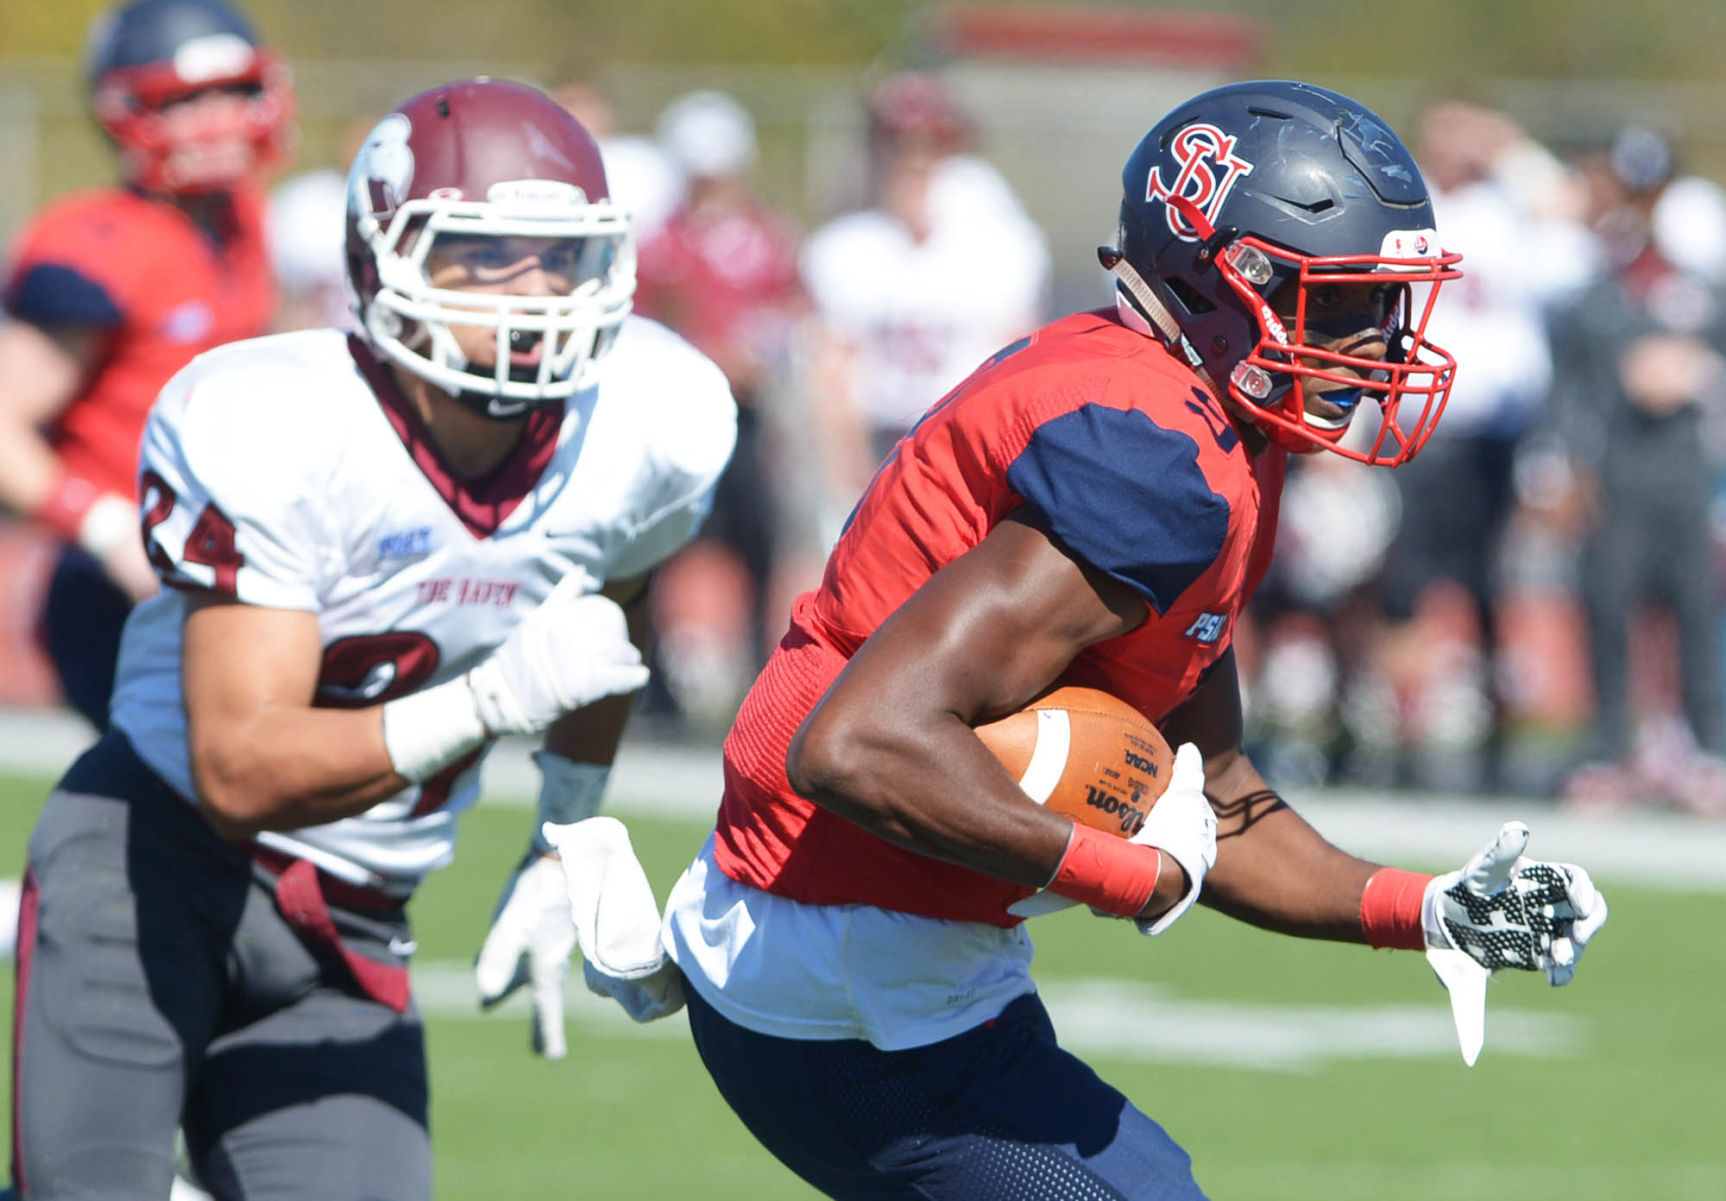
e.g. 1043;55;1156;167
8;78;735;1200
801;72;1049;535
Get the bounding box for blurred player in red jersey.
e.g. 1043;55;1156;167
0;0;288;729
635;91;804;708
661;81;1611;1200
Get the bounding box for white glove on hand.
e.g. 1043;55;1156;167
542;817;685;1023
466;575;649;738
1132;743;1218;936
474;851;577;1059
1423;821;1609;1065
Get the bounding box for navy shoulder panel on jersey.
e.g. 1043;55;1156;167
4;263;124;329
1005;403;1229;614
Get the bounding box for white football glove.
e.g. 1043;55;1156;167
1007;742;1217;926
467;575;649;738
1423;821;1609;1066
542;817;685;1023
474;851;577;1059
1132;742;1218;936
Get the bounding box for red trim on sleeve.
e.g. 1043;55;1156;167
1360;867;1433;951
32;472;102;543
1047;823;1162;918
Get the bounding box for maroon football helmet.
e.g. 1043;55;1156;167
345;77;636;417
866;72;969;155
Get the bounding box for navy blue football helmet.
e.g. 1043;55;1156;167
1106;80;1462;465
84;0;292;193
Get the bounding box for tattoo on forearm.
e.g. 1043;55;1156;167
1211;788;1287;840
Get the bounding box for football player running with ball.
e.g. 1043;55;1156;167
8;79;735;1200
661;81;1607;1200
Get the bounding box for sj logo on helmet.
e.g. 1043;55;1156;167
1146;124;1255;241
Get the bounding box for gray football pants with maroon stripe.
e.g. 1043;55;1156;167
10;732;430;1200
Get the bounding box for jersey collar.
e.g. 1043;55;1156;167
348;335;562;538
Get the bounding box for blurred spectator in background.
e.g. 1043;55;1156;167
1368;100;1597;792
552;81;684;244
267;168;347;331
1653;172;1726;285
634;90;805;730
267;116;374;332
1540;125;1726;813
0;0;289;729
800;71;1049;537
1242;452;1403;788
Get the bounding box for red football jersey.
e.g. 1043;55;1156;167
713;308;1285;926
4;186;276;499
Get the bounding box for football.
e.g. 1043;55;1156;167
974;685;1175;837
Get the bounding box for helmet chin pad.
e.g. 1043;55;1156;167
449;387;546;422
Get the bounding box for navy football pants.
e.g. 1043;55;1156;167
38;543;132;731
683;981;1208;1200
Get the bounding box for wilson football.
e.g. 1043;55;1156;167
974;685;1174;837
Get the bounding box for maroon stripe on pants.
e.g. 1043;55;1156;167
272;860;410;1014
10;871;39;1196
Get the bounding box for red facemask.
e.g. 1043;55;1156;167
1170;193;1464;467
92;49;294;194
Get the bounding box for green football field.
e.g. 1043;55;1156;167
1;769;1721;1201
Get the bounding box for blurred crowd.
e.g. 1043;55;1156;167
4;32;1724;816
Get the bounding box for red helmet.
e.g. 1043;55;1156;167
85;0;293;194
866;72;969;153
345;78;637;417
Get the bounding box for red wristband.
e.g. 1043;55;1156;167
1047;823;1162;918
33;472;101;543
1360;867;1433;950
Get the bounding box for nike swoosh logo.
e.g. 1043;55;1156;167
389;937;419;957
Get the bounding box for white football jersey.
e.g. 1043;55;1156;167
110;318;736;891
801;156;1049;433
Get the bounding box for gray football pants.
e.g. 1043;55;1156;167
10;732;430;1200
